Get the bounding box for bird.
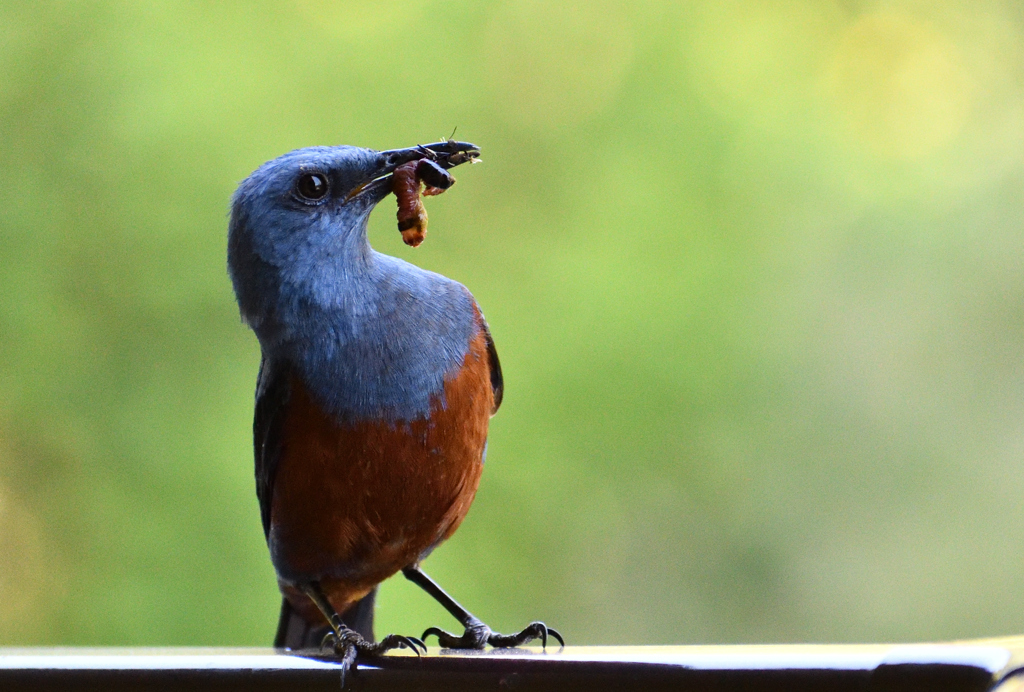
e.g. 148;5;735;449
226;141;561;680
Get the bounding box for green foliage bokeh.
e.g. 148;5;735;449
2;1;1024;646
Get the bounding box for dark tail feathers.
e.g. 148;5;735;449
273;588;377;649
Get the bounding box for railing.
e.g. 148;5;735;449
3;640;1024;691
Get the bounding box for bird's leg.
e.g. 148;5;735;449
299;582;425;687
401;565;564;650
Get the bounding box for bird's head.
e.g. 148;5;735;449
227;141;479;334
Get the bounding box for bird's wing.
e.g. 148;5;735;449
479;312;503;414
253;355;291;541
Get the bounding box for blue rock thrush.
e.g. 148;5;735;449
227;141;561;679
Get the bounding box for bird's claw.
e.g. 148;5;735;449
375;633;428;656
489;622;564;649
318;632;359;688
320;629;426;688
322;629;425;656
422;619;564;651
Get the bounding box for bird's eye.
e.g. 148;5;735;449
296;173;329;202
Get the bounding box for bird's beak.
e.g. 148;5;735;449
352;141;481;202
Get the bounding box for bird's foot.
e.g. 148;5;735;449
422;617;564;650
320;629;426;687
321;628;426;657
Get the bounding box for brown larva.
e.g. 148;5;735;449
394;158;456;247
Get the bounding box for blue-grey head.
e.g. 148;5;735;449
227;141;479;348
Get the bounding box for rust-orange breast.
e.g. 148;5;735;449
270;321;493;620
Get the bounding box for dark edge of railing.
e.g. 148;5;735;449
1;642;1022;692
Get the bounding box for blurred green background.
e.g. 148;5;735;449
2;0;1024;647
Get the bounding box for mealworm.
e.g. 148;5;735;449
394;158;456;247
